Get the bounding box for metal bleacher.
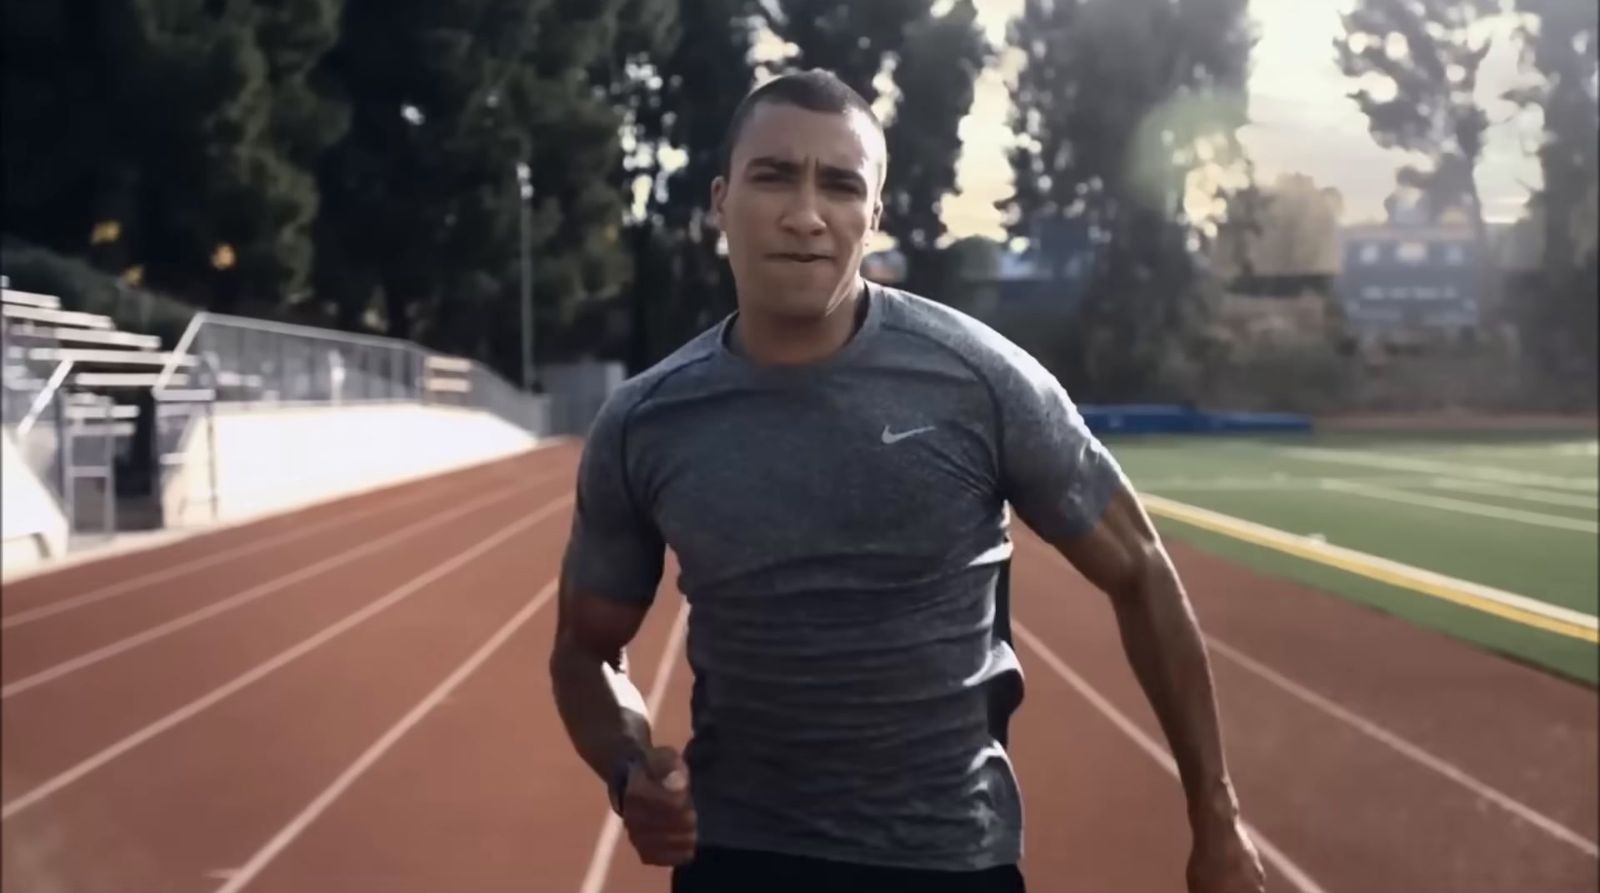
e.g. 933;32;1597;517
2;284;203;539
4;276;613;558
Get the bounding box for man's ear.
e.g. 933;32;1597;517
710;175;728;228
871;197;883;234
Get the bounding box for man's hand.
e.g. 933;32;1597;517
621;746;698;866
1188;819;1266;893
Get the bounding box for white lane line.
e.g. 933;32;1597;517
1321;479;1598;534
578;599;692;893
1;473;565;700
1422;477;1599;511
1011;623;1329;893
2;483;447;630
1025;540;1599;859
1204;636;1600;858
214;577;562;893
1282;447;1597;492
0;497;572;820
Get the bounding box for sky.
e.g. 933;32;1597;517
936;0;1546;243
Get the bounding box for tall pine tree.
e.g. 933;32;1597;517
609;1;762;370
1334;0;1499;240
1003;0;1252;399
312;0;638;380
2;0;347;311
1508;0;1598;398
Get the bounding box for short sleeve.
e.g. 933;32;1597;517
991;346;1125;544
561;390;665;607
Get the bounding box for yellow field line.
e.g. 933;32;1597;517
1140;494;1600;644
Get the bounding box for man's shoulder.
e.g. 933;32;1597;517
588;321;725;434
876;285;1048;384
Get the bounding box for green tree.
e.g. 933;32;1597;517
609;1;762;371
764;0;931;101
2;1;347;312
1507;0;1598;398
1002;0;1253;399
1334;0;1499;243
312;0;637;379
881;1;991;300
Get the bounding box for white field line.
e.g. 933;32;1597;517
578;600;693;893
1011;623;1329;893
0;497;572;820
2;481;453;630
1203;637;1600;858
1422;477;1599;511
1137;474;1429;492
1;478;560;700
1023;540;1598;861
1321;480;1598;534
1282;447;1597;492
214;579;562;893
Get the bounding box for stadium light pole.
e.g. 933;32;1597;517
516;161;537;393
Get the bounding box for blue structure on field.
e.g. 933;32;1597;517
1079;404;1312;436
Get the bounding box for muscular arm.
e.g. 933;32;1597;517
1041;480;1240;837
548;578;655;782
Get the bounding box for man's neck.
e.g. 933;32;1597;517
733;280;868;367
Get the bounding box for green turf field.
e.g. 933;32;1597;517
1103;430;1600;685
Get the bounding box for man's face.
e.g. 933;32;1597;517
711;102;885;322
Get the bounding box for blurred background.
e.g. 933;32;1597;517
2;0;1594;410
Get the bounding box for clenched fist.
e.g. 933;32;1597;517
620;746;698;866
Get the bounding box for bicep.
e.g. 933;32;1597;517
1043;477;1170;601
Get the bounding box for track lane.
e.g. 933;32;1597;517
1;459;576;892
1017;527;1599;844
0;476;572;808
0;445;573;617
234;572;689;893
0;467;572;691
1012;534;1598;892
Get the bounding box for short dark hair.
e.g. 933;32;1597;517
718;69;885;179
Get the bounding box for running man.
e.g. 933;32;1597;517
550;70;1267;893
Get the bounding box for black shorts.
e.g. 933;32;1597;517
671;846;1027;893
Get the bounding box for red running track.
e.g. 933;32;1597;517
2;444;1595;892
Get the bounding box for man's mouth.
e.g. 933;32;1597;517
771;253;830;263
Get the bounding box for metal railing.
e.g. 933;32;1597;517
152;310;550;430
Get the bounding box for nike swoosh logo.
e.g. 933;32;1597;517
881;424;936;445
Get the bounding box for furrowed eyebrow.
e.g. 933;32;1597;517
818;164;867;191
745;156;799;176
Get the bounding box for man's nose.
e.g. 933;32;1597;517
779;186;826;237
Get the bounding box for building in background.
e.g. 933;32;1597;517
1335;220;1482;348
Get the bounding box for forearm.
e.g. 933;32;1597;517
549;638;655;783
1109;557;1239;834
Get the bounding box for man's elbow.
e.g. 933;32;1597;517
1106;540;1182;611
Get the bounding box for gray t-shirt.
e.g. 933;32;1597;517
562;282;1123;872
